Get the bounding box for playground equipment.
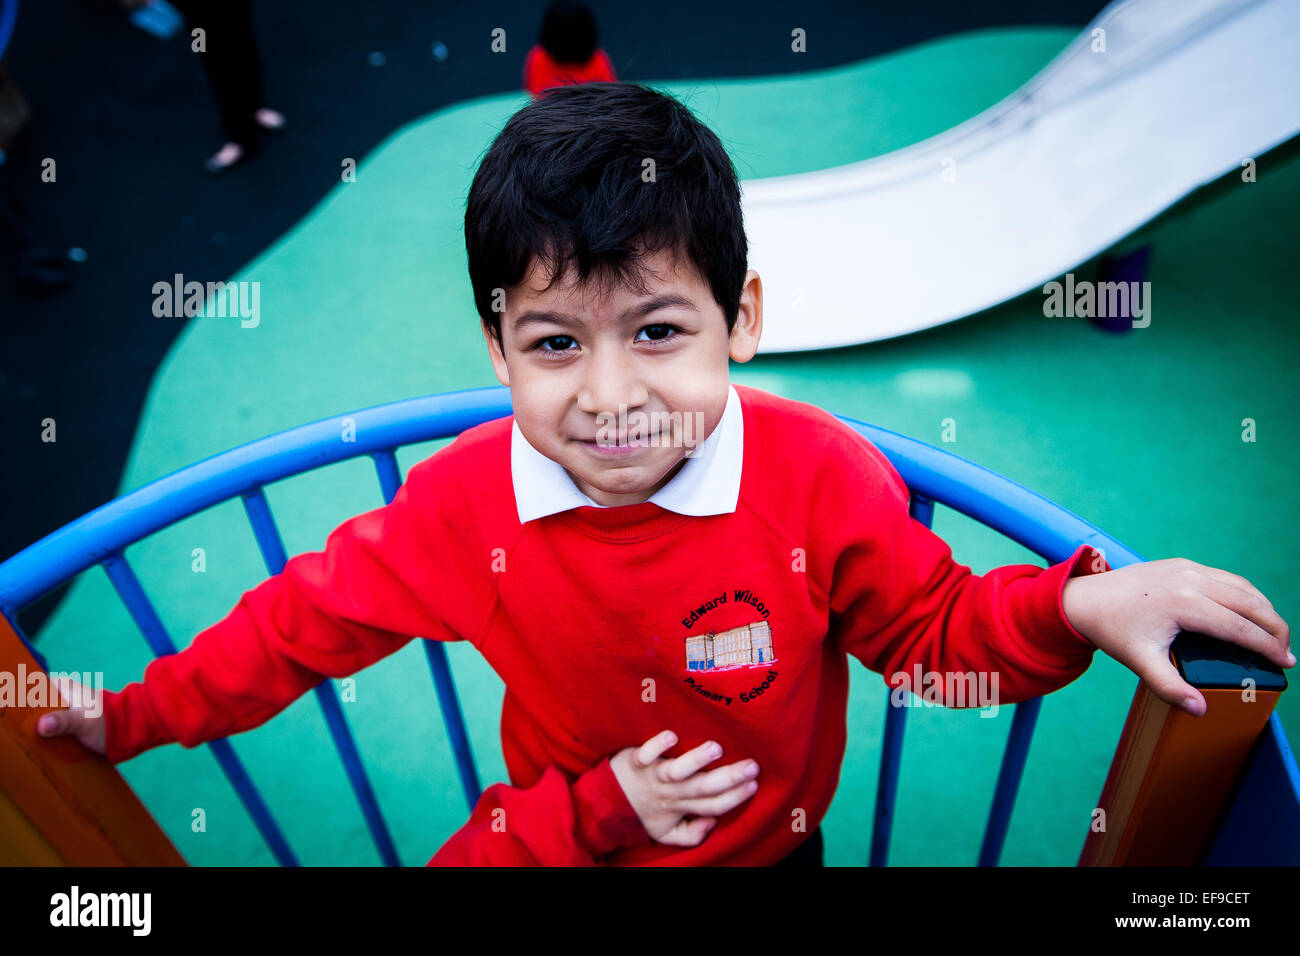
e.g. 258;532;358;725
746;0;1300;351
0;387;1294;864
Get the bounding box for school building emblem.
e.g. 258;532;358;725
684;620;777;671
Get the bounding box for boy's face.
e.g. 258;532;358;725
484;247;762;507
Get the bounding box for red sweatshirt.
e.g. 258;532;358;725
523;44;617;98
100;384;1109;865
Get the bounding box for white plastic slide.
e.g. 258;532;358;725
744;0;1300;352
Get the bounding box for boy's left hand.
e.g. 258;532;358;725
1062;556;1294;716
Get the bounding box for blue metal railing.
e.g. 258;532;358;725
0;0;18;64
0;388;507;866
0;384;1261;865
828;414;1144;865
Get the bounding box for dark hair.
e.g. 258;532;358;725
539;1;598;65
464;82;748;348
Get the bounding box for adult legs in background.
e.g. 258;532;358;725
169;0;275;171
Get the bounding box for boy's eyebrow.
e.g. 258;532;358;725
513;293;698;331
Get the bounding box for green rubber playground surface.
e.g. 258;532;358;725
32;26;1298;865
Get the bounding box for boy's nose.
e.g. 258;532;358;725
577;350;649;417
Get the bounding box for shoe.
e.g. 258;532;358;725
254;108;286;133
204;142;247;175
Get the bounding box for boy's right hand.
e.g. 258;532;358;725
34;675;107;756
608;729;760;847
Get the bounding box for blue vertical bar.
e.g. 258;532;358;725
870;491;935;865
909;492;935;529
100;552;299;866
977;696;1043;866
371;450;482;811
423;639;482;809
871;697;907;866
241;487;401;867
370;450;404;502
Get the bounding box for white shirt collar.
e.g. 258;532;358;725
512;384;743;523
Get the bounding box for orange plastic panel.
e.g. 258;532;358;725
1080;671;1281;866
0;614;185;865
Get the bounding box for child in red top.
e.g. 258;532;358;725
524;1;617;98
40;83;1293;867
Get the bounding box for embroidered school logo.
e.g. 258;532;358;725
684;620;777;672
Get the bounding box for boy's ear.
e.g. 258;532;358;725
728;269;763;363
482;320;511;387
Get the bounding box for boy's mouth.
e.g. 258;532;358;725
577;432;660;456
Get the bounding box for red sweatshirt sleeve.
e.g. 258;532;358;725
427;756;653;866
101;447;489;765
815;425;1111;704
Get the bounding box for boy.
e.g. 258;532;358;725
39;83;1292;866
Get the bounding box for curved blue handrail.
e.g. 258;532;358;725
0;0;17;64
0;386;1140;613
0;388;512;613
0;384;1285;867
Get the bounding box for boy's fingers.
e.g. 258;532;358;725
657;817;716;848
678;758;759;798
680;817;717;846
1187;562;1275;613
659;739;724;783
37;711;71;736
673;776;760;817
36;675;94;738
633;730;677;768
1180;591;1293;668
1138;648;1205;716
1195;573;1290;652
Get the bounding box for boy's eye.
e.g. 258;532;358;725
531;325;680;355
636;324;678;343
534;335;576;354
